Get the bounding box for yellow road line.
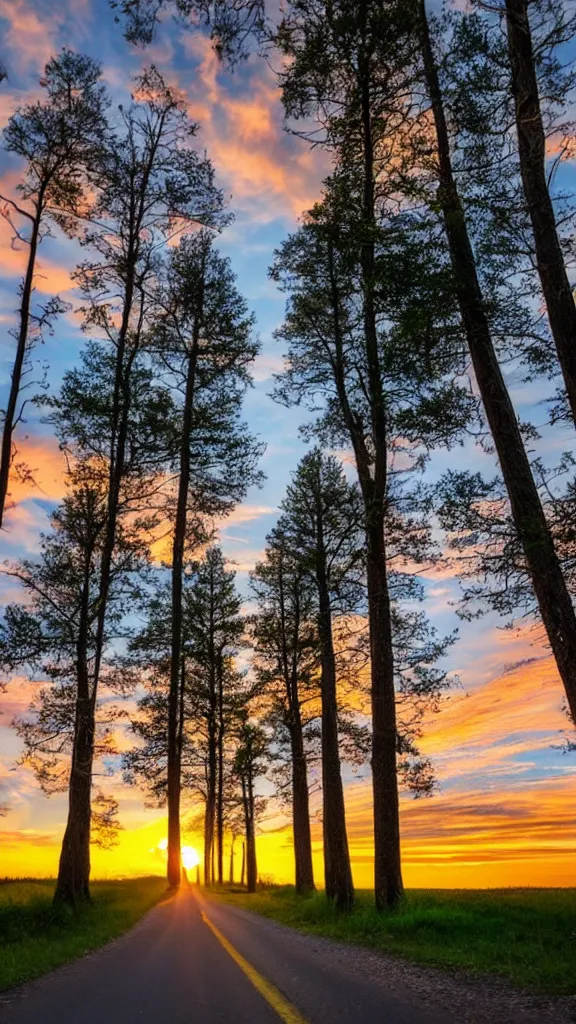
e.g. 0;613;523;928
201;910;309;1024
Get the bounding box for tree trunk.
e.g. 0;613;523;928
204;713;217;886
419;0;576;726
243;774;257;893
289;721;315;893
167;287;202;889
216;656;225;885
278;563;315;893
240;840;246;887
229;834;235;884
358;32;404;909
0;206;42;529
246;828;257;893
203;733;217;884
54;699;94;905
365;518;403;908
504;0;576;425
203;798;213;886
54;542;94;906
316;550;354;911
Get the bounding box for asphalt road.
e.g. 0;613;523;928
0;889;452;1024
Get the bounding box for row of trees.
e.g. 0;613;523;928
1;0;576;911
260;0;576;910
124;547;265;893
122;444;448;911
0;55;262;904
117;0;576;907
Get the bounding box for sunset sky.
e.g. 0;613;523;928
0;0;575;888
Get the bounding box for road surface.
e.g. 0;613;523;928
0;888;452;1023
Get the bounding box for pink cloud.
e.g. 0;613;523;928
172;35;328;222
0;0;62;75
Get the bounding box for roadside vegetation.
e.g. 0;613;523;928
212;885;576;996
0;877;165;992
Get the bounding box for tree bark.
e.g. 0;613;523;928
229;834;235;884
504;0;576;425
243;772;257;893
204;719;217;886
289;720;315;894
365;518;403;908
203;797;213;886
356;23;404;909
0;205;42;529
216;655;225;885
327;235;403;908
419;0;576;726
315;529;354;910
54;699;94;905
54;537;94;906
278;559;315;893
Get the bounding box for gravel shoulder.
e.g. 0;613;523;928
206;894;576;1024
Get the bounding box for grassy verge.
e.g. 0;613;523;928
211;885;576;996
0;876;166;992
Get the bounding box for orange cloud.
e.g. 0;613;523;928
174;35;327;222
0;217;76;295
1;435;67;511
0;676;43;720
341;775;576;888
420;654;567;770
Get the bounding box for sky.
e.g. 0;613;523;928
0;0;575;888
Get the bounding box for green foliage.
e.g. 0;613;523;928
124;548;256;802
112;0;265;57
2;48;107;219
249;526;321;800
0;473;150;794
214;885;576;995
149;230;263;524
90;792;124;849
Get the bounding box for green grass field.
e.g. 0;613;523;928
0;876;166;992
212;885;576;996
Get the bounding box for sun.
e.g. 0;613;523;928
181;845;200;870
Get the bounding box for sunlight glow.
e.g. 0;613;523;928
181;846;200;870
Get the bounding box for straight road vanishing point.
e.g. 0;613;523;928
0;890;447;1024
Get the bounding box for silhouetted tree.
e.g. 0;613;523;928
250;529;318;893
413;0;576;728
47;68;225;905
148;232;260;888
273;0;473;908
124;550;255;885
0;469;148;903
233;720;269;892
280;450;363;910
112;0;265;57
502;0;576;424
0;50;106;528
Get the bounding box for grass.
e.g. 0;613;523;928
0;876;166;992
211;884;576;996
